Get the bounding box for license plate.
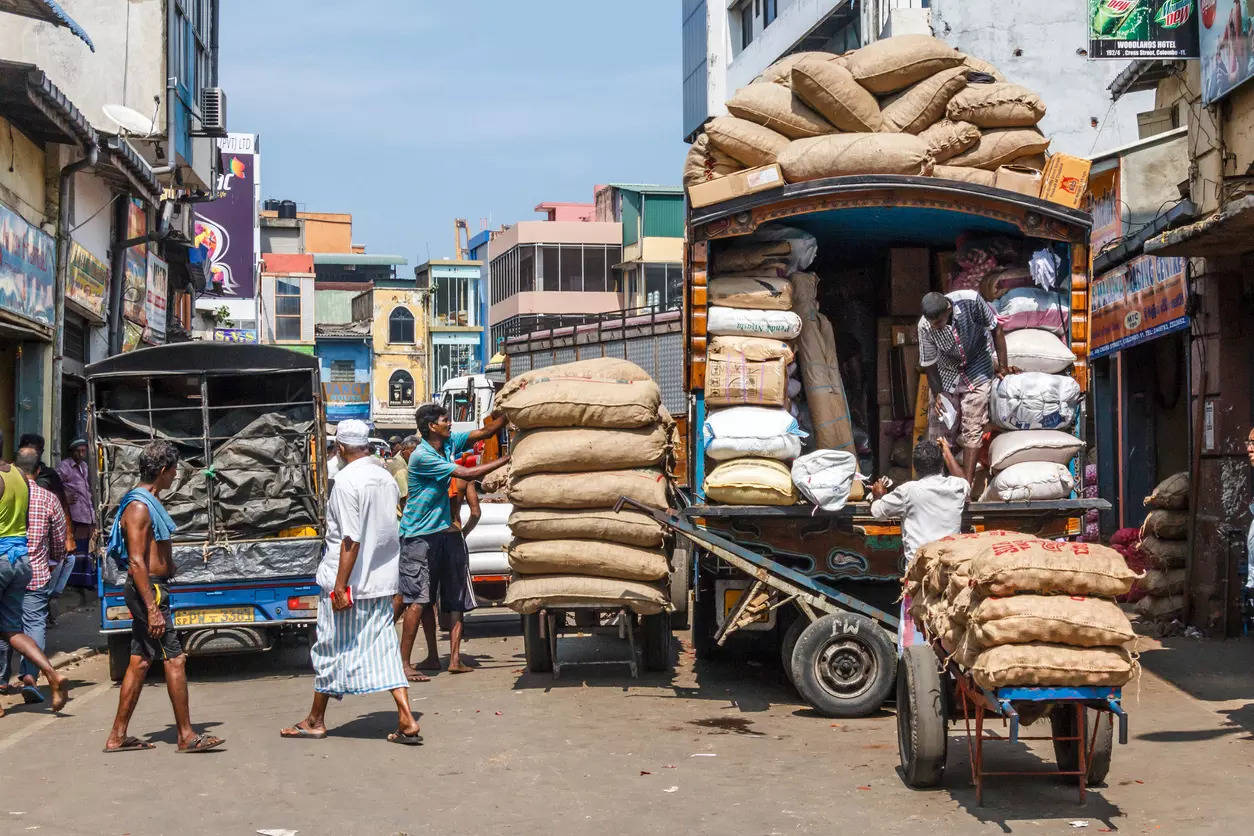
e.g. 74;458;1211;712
173;606;255;627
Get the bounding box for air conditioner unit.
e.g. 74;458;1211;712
199;87;227;136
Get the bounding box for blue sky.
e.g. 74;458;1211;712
219;1;684;262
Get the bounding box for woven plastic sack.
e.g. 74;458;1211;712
1144;472;1189;510
918;119;980;162
968;595;1135;649
996;287;1068;334
789;56;882;132
1006;328;1076;373
704;457;799;506
497;358;660;430
790;449;859;511
990;372;1082;431
946;128;1050;170
706;306;802;339
507;508;664;549
970;538;1141;597
777;133;935;182
1141;509;1189;541
708;276;793;311
705;116;791;168
988;430;1085;472
508;468;669;510
726;81;833;139
704;406;805;462
844;34;965;94
947;82;1046;128
507;539;669;582
504;575;668;615
971;643;1135;689
510;425;668;477
981;461;1074;502
880;67;969;134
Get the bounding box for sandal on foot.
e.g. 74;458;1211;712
177;733;225;753
21;685;44;704
387;730;424;746
103;737;155;753
280;724;327;740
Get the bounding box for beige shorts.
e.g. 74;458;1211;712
928;380;992;450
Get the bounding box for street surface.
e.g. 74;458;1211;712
1;607;1252;835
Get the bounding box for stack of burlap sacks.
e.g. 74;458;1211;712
498;358;674;616
1132;472;1190;623
904;530;1140;689
684;34;1049;191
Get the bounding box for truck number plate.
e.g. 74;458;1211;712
173;607;255;627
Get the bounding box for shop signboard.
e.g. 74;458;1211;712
213;328;257;343
121;320;144;353
123;199;147;326
1089;0;1201;59
1090;254;1189;358
0;201;55;327
194;133;259;299
66;241;109;322
1088;169;1122;256
1200;0;1254;102
144;253;168;344
324;382;371;422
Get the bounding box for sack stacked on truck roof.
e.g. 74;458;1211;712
1132;473;1190;623
500;358;673;616
683;34;1052;195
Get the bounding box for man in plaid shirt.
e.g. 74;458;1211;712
0;447;67;701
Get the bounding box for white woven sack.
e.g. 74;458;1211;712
1006;328;1076;373
989;430;1085;472
704;406;806;462
990;372;1082;431
464;524;512;553
981;461;1074;501
461;502;512;527
791;449;859;512
707;306;803;339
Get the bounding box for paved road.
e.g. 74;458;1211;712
1;612;1251;835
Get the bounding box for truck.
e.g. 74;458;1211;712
681;175;1104;716
88;342;327;681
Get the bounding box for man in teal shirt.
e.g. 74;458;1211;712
398;403;508;679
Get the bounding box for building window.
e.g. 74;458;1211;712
431;276;478;327
389;307;415;343
388;370;415;407
274;278;301;341
330;359;355;382
433;343;477;391
172;0;216;104
739;2;754;50
764;0;776;26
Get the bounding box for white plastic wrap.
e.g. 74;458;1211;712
990;372;1082;431
704;406;806;461
707;306;803;339
791;449;859;511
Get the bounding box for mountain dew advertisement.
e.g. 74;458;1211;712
1090;0;1200;58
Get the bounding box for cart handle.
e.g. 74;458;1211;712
1107;697;1129;745
998;700;1021;743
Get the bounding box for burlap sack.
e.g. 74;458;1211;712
960;55;1006;81
971;643;1135;689
968;595;1135;649
507;508;665;548
1139;535;1187;569
708;276;793;311
946;128;1050;170
791;272;856;456
714;241;792;273
1144;472;1189;510
504;574;669;615
948;585;977;626
705;116;791;168
1134;594;1185;619
910;530;1030;581
705;354;788;407
790;57;883;132
508;468;669;510
947;83;1046;128
683;133;741;186
704;457;799;506
707;335;794;363
1141;568;1187;597
761;51;843;85
777;134;935;181
880;67;969;134
497;358;660;430
970;539;1141;598
933;165;996;187
844;34;965;95
1141;509;1188;541
918;119;981;162
726;82;833;139
510;425;668;477
1012;153;1048;170
507;539;669;582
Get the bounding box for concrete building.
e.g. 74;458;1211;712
595;184;684;312
682;0;1151;156
352;278;428;435
415;259;485;392
257;253;315;354
314;320;372;424
466;229;494;361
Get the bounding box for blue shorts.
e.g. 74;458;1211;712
0;557;32;633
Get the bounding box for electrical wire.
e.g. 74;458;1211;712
70;192;124;234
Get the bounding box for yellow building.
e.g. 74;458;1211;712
352;278;428;434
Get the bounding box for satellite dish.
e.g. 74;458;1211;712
102;103;156;136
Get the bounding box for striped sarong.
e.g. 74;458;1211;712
312;594;407;697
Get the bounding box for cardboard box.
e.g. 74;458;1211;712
686;164;784;209
994;164;1044;198
888;247;930;316
1039;154;1092;209
889;343;921;421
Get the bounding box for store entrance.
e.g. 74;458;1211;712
1121;331;1189;527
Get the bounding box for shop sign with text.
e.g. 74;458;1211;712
1090;254;1189;357
67;241;109;321
1090;0;1200;59
0;201;55;327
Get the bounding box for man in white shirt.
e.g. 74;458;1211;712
870;438;969;652
280;420;422;745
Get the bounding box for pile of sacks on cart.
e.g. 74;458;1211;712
1109;472;1191;632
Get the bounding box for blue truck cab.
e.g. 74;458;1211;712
88;343;328;681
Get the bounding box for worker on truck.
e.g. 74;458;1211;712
918;290;1017;485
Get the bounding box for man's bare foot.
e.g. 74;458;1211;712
447;660;473;674
402;666;430;683
49;675;69;712
416;656;441;672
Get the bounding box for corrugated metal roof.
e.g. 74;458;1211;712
607;183;684;195
315;320;371;338
312;253;408;266
0;59;96;149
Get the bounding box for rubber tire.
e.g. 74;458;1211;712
896;645;948;788
522;612;553;674
1051;706;1114;785
641;612;672;672
107;633;130;683
691;572;721;660
790;612;897;718
779;617;806;688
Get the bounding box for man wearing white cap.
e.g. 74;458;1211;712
280;419;422;745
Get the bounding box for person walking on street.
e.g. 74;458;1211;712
0;435;69;718
103;441;222;753
279;420;422;745
918;290;1017;485
0;448;67;702
57;438;95;556
398;404;508;680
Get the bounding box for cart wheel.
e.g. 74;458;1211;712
779;617;805;688
107;633;130;683
1051;706;1114;785
896;645;948;788
641;612;672;672
522;612;552;674
790;612;896;718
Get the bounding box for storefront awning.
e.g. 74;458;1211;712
0;0;95;51
1143;195;1254;258
0;59;95;150
95;132;161;204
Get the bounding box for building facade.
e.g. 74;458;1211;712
595;184;684;312
355;281;428;435
314;321;372;424
257;253;315;354
415;260;485;393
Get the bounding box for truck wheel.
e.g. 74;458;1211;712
641;612;672;672
668;540;692;632
522;612;552;674
790;612;896;718
107;633;130;683
1051;706;1114;785
896;645;948;788
779;616;806;688
691;573;721;660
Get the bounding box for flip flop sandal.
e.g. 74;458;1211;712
21;685;45;704
177;733;225;753
387;731;424;746
103;737;156;753
280;725;328;740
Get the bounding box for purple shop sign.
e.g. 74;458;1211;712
194;133;259;299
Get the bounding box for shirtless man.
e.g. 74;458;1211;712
103;441;223;753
